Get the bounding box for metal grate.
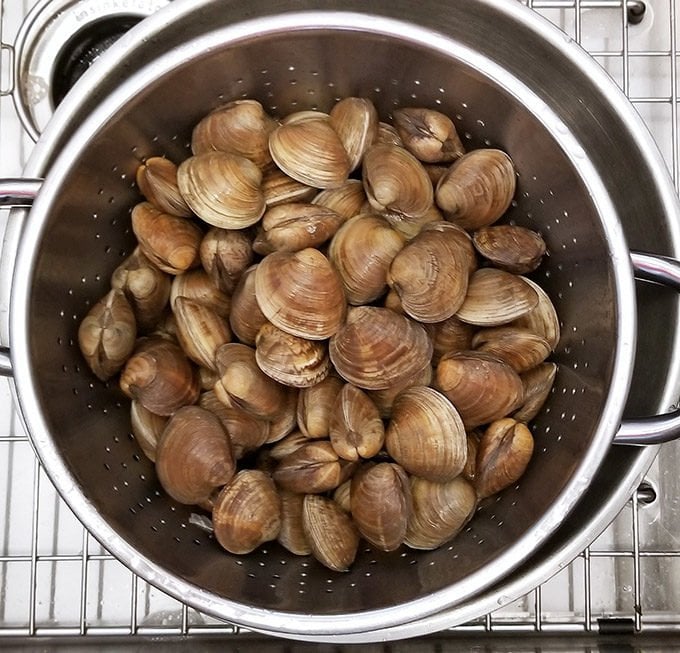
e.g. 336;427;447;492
1;0;680;645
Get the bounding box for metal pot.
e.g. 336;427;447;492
1;0;680;640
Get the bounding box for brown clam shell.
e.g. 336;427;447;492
136;156;191;217
297;375;345;439
329;306;433;391
278;490;312;556
312;179;367;219
130;400;168;463
472;224;547;274
228;264;268;346
155;405;235;505
329;96;379;171
472;326;551;374
513;362;557;422
199;227;254;295
392;107;465;163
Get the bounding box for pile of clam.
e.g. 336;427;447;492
77;97;558;571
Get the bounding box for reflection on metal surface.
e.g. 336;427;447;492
0;0;680;643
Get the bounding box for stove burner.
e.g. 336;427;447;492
51;16;142;108
9;0;169;140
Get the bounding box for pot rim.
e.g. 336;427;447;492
3;0;665;639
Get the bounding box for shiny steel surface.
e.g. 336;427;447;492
2;0;675;634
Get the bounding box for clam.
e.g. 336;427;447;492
405;476;477;550
297;375;345;439
199;227;254;295
262;168;317;207
120;338;200;415
387;221;476;323
254;248;346;340
333;479;352;513
131;202;202;275
367;363;432;419
302;494;360;572
328;214;405;305
312;179;367;219
329;384;385;461
78;288;136;381
472;224;547;274
435;351;524;429
172;296;231;371
212;469;282;555
265;387;299;443
472;326;551;373
170;269;231;318
329;306;433;390
376;121;404;147
155;405;235;505
435;148;516;230
269;118;351;189
385;386;467;482
255;322;330;388
475;418;534;499
392;107;465;163
329;96;379;171
385;202;443;241
278;490;312;556
513;362;557;422
462;431;480;483
273;441;356;494
198;366;219;390
228;264;268;346
430;315;475;366
177;151;265;229
214;343;290;420
350;462;411;552
253;202;345;254
456;268;539;327
111;248;171;333
269;429;309;460
362;143;433;220
513;277;561;350
199;390;270;459
136;157;191;217
130;400;168;462
191;99;278;170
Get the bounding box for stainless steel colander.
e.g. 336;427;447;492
2;0;680;641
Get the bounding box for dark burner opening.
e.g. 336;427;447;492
52;15;142;107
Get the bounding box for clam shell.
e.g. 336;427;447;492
171;269;231;317
387;221;475;323
435;350;524;429
278;490;312;556
191;99;278;170
362;143;433;219
269;118;351;189
297;375;345;439
136;156;191;217
329;96;379;171
155;405;235;505
78;288;136;381
212;469;282;555
367;363;433;419
385;386;467;482
435;148;516;230
430;315;475;366
472;326;551;373
475;418;534;499
253;202;344;254
265;387;299;444
269;430;309;460
255;248;347;340
329;306;433;390
177;151;265;229
513;277;561;350
262;168;317;207
312;179;367;219
392;107;465;163
513;362;557;422
131;202;202;275
255;322;330;388
472;224;547;274
119;339;200;416
376;121;404;147
328;213;405;305
405;476;477;550
351;462;411;552
456;268;539;327
199;227;254;295
111;248;171;333
329;384;385;461
302;495;360;572
130;400;168;463
228;264;268;346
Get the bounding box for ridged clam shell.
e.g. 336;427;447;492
312;179;367;219
472;224;547;274
329;306;433;390
513;362;557;422
199;227;254;295
513;277;561;350
392;107;465;163
329;96;379;171
170;269;231;318
130;400;168;462
228;265;268;346
255;248;346;340
297;375;345;439
385;386;467;482
136;157;191;217
472;326;551;374
278;490;312;556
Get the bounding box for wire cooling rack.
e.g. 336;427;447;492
1;0;680;648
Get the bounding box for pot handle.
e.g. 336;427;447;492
615;251;680;445
0;179;42;377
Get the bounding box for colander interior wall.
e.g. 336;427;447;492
19;24;623;619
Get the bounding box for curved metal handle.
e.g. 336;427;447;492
0;178;41;377
615;251;680;445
